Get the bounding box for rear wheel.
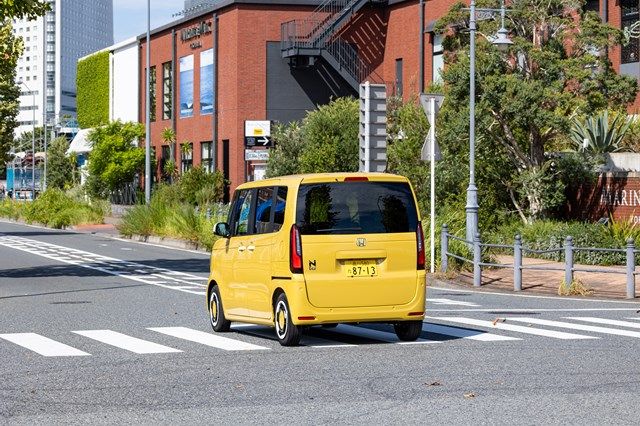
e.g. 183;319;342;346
209;286;231;332
274;293;301;346
394;321;422;341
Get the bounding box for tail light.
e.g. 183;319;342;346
290;224;303;273
416;222;425;270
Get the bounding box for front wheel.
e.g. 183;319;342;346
274;293;301;346
209;286;231;332
394;321;423;341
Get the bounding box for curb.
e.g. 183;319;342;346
122;234;210;253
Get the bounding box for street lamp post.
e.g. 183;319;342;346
18;80;36;200
465;0;512;242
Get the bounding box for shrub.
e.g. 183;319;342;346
177;167;224;205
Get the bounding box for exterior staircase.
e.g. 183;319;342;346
280;0;384;90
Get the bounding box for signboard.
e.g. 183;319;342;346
244;120;272;147
245;149;270;161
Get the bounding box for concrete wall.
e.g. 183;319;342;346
111;39;139;123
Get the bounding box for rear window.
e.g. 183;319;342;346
295;181;418;235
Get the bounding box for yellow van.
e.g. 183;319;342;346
207;173;426;346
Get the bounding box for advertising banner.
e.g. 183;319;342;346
200;49;214;115
179;55;194;118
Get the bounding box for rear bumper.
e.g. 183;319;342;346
286;273;426;325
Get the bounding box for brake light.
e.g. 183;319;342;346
416;222;425;270
344;177;369;181
290;224;303;273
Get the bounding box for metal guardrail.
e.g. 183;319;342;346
440;224;639;299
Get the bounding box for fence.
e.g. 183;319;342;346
440;224;640;299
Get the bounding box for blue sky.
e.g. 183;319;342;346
113;0;181;43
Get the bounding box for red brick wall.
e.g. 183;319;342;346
140;5;315;192
568;173;640;225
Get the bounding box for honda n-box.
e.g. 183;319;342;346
207;173;426;346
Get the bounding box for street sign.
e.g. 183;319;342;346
244;120;272;147
245;149;270;161
419;93;445;126
421;134;442;161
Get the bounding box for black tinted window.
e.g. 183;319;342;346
295;181;418;235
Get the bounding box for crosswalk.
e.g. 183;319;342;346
0;234;208;295
4;315;640;359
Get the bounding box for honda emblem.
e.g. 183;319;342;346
356;238;366;247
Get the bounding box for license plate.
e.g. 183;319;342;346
344;260;378;277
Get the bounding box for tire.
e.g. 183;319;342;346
394;321;423;341
274;293;301;346
209;286;231;332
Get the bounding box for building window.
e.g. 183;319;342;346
147;66;157;122
181;142;193;173
432;34;444;83
622;0;639;64
201;141;214;172
395;58;403;97
162;62;172;120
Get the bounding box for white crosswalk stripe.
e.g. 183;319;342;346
508;318;640;339
72;330;182;354
429;317;597;340
332;324;439;345
567;317;640;329
148;327;268;351
429;298;480;307
0;333;90;357
422;323;520;341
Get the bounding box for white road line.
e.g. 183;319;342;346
0;333;90;357
429;298;480;307
72;330;182;354
334;324;438;344
508;318;640;339
0;236;207;297
148;327;268;351
422;323;520;341
429;317;597;340
567;317;640;329
624;318;640;321
429;286;640;304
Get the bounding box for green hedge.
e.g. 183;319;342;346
77;51;110;128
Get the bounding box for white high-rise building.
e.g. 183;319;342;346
13;0;113;137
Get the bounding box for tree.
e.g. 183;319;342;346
0;1;49;21
265;97;360;177
86;121;145;198
14;127;46;152
265;122;304;178
46;136;73;189
435;0;638;223
299;97;360;173
0;1;49;168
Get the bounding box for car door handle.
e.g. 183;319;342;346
247;244;255;252
238;245;246;252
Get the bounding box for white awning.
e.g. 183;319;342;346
67;128;93;155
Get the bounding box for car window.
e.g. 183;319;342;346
272;186;287;232
228;189;254;236
295;181;417;235
254;187;274;234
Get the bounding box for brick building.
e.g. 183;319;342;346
134;0;639;198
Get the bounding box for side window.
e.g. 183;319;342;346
236;190;254;236
254;187;274;234
272;186;287;231
228;190;253;236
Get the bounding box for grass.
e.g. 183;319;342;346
558;279;594;296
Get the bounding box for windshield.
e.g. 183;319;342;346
295;181;418;235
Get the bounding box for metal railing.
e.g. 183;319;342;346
440;224;640;299
325;39;383;84
281;0;359;51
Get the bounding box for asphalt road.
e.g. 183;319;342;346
1;220;640;424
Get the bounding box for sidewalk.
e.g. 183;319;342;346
449;254;638;299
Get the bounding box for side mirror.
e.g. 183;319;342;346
214;222;230;238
